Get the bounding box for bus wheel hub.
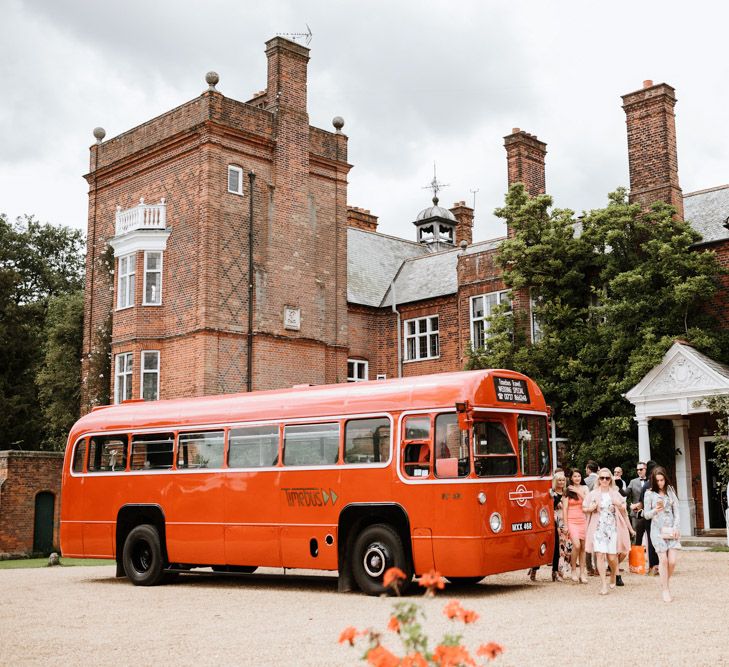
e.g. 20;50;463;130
363;543;388;577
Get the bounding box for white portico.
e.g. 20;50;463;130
625;341;729;536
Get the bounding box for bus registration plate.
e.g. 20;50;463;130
511;521;533;532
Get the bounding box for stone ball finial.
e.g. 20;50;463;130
93;127;106;144
459;239;468;250
205;71;220;91
332;116;344;133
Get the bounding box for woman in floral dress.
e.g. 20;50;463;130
643;466;681;602
583;468;632;595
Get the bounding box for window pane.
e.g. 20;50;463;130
146;252;161;271
473;321;484;349
228;167;240;192
484;293;498;312
283;423;340;466
473;421;517;477
418;319;427;334
178;431;225;469
517;414;550;476
119;275;128;307
142;372;158;401
143;352;159;371
347;361;354;379
407;338;416;360
429;317;438;331
72;439;86;473
145;272;161;304
344;418;390;463
501;292;512;310
229;425;279;468
429;333;439;357
404;416;429;440
357;363;366;380
418;336;427;358
88;435;127;472
131;433;174;470
472;296;483;319
407;321;415;336
129;273;135;303
434;413;469;478
125;353;133;372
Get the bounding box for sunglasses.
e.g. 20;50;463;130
598;476;611;480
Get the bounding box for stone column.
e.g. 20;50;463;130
636;416;651;463
672;418;696;536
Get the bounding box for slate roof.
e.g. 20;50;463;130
684;184;729;245
347;228;426;307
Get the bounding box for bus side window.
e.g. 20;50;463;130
344;418;390;464
88;435;128;472
517;414;550;476
283;423;340;466
402;415;431;478
473;421;517;477
178;431;225;469
228;425;279;468
130;433;174;470
434;413;469;478
72;438;87;473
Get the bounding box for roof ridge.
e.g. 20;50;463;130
683;183;729;198
347;226;424;248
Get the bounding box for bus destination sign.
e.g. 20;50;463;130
493;376;530;404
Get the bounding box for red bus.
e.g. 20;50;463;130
61;369;554;594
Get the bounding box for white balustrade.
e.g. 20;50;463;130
115;198;167;236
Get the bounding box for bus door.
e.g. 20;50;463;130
430;413;481;575
278;422;342;570
400;414;436;573
224;425;282;568
163;430;226;565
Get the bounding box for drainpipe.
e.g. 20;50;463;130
391;280;402;378
247;171;256;392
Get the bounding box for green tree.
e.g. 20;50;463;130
468;185;726;469
0;214;85;450
36;290;84;449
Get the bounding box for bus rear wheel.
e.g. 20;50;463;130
122;524;166;586
352;524;411;596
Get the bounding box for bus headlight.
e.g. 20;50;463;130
489;512;503;533
539;507;550;526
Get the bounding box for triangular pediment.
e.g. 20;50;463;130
625;342;729;401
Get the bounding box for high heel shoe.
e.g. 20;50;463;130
528;568;537;581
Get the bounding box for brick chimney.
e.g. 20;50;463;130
347;207;378;232
622;80;683;219
449;201;474;246
265;36;309;111
504;128;547;197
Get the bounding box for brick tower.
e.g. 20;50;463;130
622;80;684;219
82;37;350;410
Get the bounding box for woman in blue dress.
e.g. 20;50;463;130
643;466;681;602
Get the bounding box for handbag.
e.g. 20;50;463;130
660;525;677;540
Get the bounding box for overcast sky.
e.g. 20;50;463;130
1;0;728;242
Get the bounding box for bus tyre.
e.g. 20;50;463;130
352;524;411;596
122;524;166;586
447;576;483;586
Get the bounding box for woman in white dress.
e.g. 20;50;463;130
583;468;632;595
643;466;681;602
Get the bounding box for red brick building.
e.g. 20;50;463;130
81;40;728;534
0;451;64;557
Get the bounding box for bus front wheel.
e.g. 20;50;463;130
351;524;411;596
122;524;166;586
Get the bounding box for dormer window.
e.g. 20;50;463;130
228;165;244;195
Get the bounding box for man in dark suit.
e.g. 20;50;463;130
626;462;647;542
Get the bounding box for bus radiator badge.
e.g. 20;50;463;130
508;484;533;507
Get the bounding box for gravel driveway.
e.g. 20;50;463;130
1;550;726;666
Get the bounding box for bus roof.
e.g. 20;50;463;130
69;369;546;441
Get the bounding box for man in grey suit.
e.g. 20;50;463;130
626;462;647;544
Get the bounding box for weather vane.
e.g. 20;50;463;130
470;188;479;210
277;24;313;46
422;163;449;204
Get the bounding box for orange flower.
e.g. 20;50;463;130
338;626;359;646
387;615;401;633
477;642;505;661
443;600;465;620
417;570;446;595
366;644;400;667
383;567;407;590
461;608;479;624
401;652;428;667
433;644;476;667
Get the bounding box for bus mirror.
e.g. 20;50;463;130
455;401;473;431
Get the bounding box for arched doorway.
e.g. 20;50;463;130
33;492;55;554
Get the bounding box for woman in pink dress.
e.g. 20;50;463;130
562;468;588;583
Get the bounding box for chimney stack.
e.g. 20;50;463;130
622;81;683;219
347;207;378;232
264;36;310;111
504;129;547;197
449;201;474;246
